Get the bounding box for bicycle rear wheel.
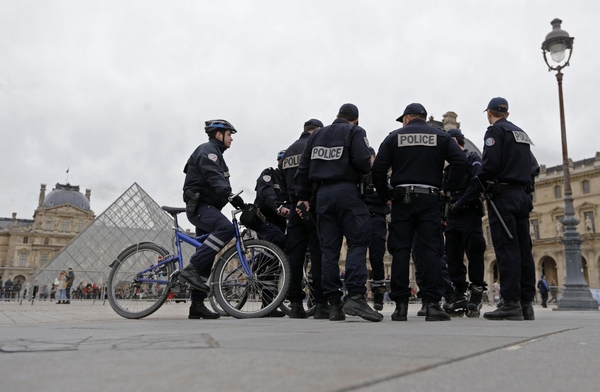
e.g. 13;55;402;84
213;239;290;318
107;242;174;319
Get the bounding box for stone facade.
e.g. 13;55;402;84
0;183;95;285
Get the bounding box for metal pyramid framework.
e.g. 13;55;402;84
34;183;187;288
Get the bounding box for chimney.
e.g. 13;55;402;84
85;189;91;202
12;212;17;221
38;184;46;207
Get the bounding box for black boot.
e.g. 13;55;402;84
391;302;408;321
372;286;386;311
328;297;345;321
521;301;535;321
342;294;383;322
466;285;483;318
313;303;329;319
289;302;308;319
443;288;468;316
483;300;524;321
189;301;220;319
417;304;426;316
178;264;210;292
425;302;451;321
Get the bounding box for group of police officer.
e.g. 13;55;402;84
179;97;538;322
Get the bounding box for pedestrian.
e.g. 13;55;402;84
372;103;466;321
281;118;328;319
479;97;539;321
442;128;487;318
179;119;242;320
56;271;67;304
296;103;382;322
537;274;549;308
363;147;390;311
64;268;75;304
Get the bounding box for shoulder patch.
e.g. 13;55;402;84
262;175;272;183
364;136;370;146
207;153;218;162
485;138;495;147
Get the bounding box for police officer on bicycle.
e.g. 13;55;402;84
372;103;466;322
296;104;383;322
179;119;245;320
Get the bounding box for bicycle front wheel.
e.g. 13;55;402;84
107;242;174;319
213;239;290;318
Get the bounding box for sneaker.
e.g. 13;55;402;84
483;300;524;321
188;301;220;319
313;303;330;319
391;302;408;321
372;286;386;311
425;303;451;321
289;302;308;319
328;298;345;321
342;294;384;322
178;264;210;292
521;301;535;321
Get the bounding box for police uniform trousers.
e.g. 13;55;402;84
257;220;287;250
368;214;387;286
412;233;453;301
316;182;371;299
445;207;487;292
388;193;445;304
285;205;325;304
488;187;535;302
187;203;235;301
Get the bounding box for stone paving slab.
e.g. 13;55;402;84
0;301;598;392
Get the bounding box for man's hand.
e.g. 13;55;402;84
277;206;290;218
296;201;310;218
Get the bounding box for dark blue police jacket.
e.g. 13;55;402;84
183;138;232;210
254;166;287;223
281;131;311;202
295;119;371;201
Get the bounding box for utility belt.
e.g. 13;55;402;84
391;185;439;205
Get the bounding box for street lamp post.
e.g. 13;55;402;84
541;18;598;310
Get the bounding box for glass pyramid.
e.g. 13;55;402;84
34;183;194;289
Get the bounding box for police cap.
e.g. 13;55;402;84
396;103;427;122
338;103;359;117
484;97;509;112
304;118;324;128
447;129;464;139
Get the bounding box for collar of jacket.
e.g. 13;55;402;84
209;137;228;153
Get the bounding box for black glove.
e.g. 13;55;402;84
229;195;245;209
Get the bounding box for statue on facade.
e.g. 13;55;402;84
555;219;564;237
585;215;594;233
530;223;536;238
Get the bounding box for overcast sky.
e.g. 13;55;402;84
2;1;598;226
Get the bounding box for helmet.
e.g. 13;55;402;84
277;150;286;160
204;119;237;134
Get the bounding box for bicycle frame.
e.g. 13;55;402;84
133;208;253;286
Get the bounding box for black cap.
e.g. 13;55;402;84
447;129;464;139
484;97;509;112
396;103;427;122
304;118;323;128
368;147;376;156
338;103;359;117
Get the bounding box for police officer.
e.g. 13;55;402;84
479;98;537;321
442;128;487;318
372;103;466;321
296;104;382;322
282;119;328;319
180;119;244;320
363;147;390;311
253;150;289;250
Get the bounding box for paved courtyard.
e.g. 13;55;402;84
1;299;598;392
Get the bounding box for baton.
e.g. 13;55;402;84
476;178;513;239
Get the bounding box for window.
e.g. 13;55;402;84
19;253;27;266
584;211;595;233
554;185;562;199
530;219;540;240
77;222;85;232
23;236;28;244
582;180;590;194
61;219;69;232
532;191;536;203
40;253;48;265
45;220;52;230
44;237;49;245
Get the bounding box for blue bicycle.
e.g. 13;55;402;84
107;197;290;319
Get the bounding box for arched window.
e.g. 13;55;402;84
19;252;27;266
61;219;69;232
45;220;52;230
